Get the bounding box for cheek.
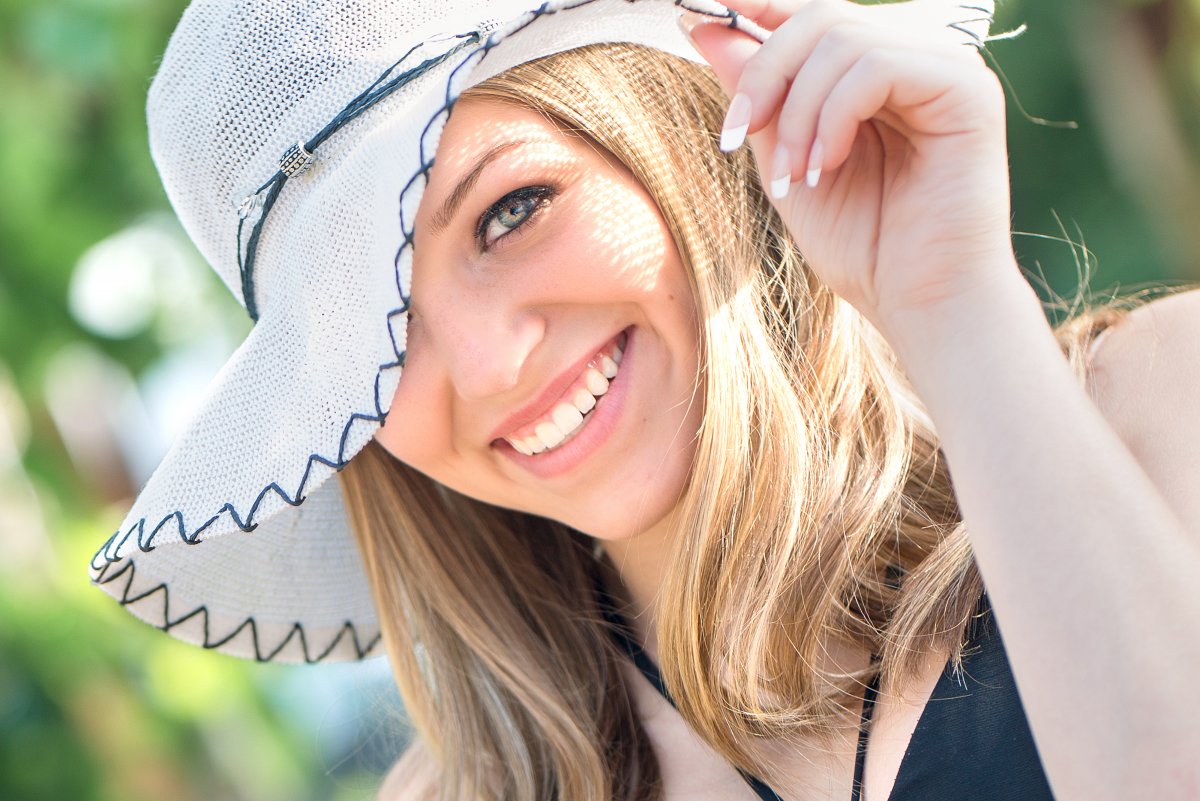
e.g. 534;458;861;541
570;175;674;297
374;358;452;470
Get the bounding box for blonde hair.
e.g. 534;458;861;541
340;43;1134;801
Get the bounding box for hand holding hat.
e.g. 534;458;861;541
684;0;1017;340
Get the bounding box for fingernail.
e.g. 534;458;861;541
720;93;751;152
676;9;706;40
770;142;792;199
806;138;824;189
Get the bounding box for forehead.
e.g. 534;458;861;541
429;97;577;180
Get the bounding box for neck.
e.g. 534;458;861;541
597;511;679;663
597;512;877;698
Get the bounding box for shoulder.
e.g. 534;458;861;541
376;742;439;801
1088;287;1200;367
1087;288;1200;418
1086;288;1200;528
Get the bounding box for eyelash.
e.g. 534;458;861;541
474;185;557;251
408;185;557;332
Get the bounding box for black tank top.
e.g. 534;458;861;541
599;590;1056;801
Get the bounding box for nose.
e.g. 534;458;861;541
424;296;546;402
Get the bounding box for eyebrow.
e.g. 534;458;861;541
427;140;528;236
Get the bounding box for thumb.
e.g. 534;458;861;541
680;15;761;104
680;14;781;194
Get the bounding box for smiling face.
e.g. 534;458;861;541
374;95;704;541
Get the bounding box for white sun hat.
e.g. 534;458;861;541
89;0;996;663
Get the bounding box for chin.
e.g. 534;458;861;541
568;469;694;544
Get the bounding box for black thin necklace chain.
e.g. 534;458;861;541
595;582;881;801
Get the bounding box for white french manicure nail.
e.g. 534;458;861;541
806;138;824;189
720;93;752;152
770;142;792;200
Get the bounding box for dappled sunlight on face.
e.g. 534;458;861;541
575;170;672;298
375;95;703;542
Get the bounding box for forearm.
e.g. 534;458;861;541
881;265;1200;801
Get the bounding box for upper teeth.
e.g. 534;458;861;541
506;342;624;456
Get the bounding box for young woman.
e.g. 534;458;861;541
91;1;1200;800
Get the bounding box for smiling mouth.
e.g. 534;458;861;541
501;331;628;456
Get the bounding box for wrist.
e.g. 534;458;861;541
873;263;1078;452
876;260;1046;366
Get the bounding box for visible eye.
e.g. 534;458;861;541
475;185;556;251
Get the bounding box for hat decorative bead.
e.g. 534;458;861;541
236;193;264;221
279;141;317;178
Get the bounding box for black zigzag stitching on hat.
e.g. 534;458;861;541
93;558;382;663
89;0;825;663
384;0;774;343
90;8;517;665
390;0;757;261
91;404;391;564
948;4;995;49
89;26;488;585
89;4;548;663
236;31;483;321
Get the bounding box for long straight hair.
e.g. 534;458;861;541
340;43;1136;801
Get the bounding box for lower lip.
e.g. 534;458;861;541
496;327;634;479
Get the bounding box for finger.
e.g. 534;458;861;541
686;17;762;89
725;1;864;144
814;47;999;175
715;0;815;31
774;24;941;182
685;20;764;147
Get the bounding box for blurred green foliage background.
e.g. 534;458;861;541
1;0;1198;799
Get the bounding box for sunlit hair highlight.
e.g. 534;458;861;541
340;43;1135;801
